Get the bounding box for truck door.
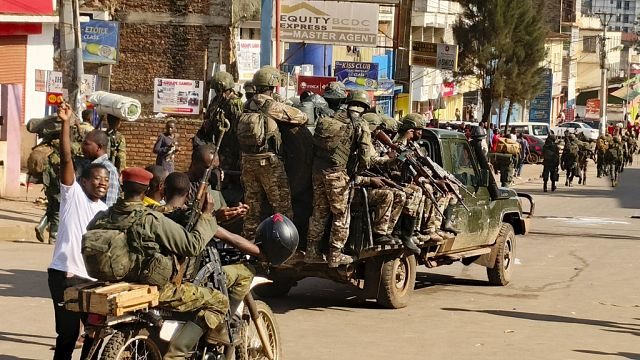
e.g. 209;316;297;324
445;139;491;250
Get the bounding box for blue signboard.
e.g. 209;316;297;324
528;68;553;123
80;20;120;64
334;61;379;90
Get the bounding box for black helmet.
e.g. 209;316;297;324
255;214;299;265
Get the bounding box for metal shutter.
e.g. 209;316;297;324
0;35;27;122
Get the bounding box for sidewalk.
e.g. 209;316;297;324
0;182;46;242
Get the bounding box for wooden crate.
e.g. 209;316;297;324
64;282;159;316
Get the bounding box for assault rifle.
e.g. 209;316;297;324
375;131;470;212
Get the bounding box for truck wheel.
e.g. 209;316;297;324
253;276;296;299
487;223;515;286
377;254;416;309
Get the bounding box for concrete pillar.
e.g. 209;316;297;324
0;84;23;198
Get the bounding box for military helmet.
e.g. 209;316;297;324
547;134;557;142
323;81;347;99
243;81;256;93
613;136;621;143
380;115;400;133
346;90;371;108
253;66;280;87
399;113;426;132
362;113;382;130
567;133;576;141
255;214;299;265
211;71;235;92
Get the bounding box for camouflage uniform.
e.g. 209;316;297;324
605;138;623;187
107;129;127;172
306;110;373;265
542;137;560;192
88;200;227;330
562;136;580;186
240;93;307;241
596;135;609;178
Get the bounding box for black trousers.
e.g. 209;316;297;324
47;268;93;360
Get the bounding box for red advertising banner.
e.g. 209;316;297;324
585;98;600;119
297;75;336;95
441;82;455;97
0;0;53;15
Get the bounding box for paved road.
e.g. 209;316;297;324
0;164;639;360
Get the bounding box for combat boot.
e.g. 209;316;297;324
165;321;204;360
328;248;353;268
543;182;548;192
551;182;557;192
206;323;231;345
441;207;459;235
304;241;326;264
35;215;48;243
400;216;421;254
373;233;395;246
428;230;443;242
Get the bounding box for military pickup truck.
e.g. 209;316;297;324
256;129;534;309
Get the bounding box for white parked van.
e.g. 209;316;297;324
500;122;551;140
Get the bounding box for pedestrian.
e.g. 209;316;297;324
143;165;169;207
509;127;517;141
243;81;256;108
516;132;529;177
455;108;461;122
542;135;560;192
106;114;126;173
47;103;109;360
82;128;120;206
238;66;307;242
153;120;178;173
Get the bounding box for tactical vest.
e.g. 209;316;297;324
313;112;357;170
82;208;174;286
237;98;282;154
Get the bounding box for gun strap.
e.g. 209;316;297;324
173;256;187;286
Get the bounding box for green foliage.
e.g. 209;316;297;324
454;0;548;123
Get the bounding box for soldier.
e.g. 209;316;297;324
606;136;623;187
322;81;348;112
195;71;244;196
85;167;263;359
243;81;256;108
238;66;308;241
625;131;637;165
596;135;609;178
561;133;580;187
297;90;334;127
106;114;127;172
542;135;560;192
305;90;372;266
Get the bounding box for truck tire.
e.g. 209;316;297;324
376;254;416;309
486;223;515;286
253;276;296;299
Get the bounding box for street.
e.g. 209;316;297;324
0;164;639;360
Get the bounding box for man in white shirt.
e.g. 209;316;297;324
47;103;109;360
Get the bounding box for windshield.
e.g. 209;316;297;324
580;123;593;129
532;125;549;136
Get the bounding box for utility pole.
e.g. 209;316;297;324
596;11;615;136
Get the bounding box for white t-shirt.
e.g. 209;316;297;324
49;181;108;279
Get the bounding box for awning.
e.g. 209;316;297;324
576;89;624;106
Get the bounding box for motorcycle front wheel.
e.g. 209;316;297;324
100;328;162;360
239;300;282;360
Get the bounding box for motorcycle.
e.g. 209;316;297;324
77;242;281;360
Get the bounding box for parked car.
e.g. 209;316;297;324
551;121;599;141
520;134;545;163
500;122;551;140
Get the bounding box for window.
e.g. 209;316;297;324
624;1;630;10
449;140;478;187
583;36;597;52
532;125;549;136
623;26;629;32
616;0;622;9
623;14;629;23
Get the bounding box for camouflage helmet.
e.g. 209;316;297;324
399;113;426;132
362;112;382;130
567;133;576;141
346;90;371;108
613;136;621;143
211;71;235;92
380;115;400;133
243;81;256;93
253;66;280;87
323;81;347;99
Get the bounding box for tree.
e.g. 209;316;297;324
502;0;548;134
454;0;548;132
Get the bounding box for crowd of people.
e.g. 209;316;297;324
29;64;640;360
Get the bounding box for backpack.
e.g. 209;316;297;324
313;114;356;169
565;142;579;160
82;208;173;286
237;99;281;154
27;144;54;177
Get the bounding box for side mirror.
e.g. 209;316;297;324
480;169;491;187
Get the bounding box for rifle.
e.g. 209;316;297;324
177;117;231;287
